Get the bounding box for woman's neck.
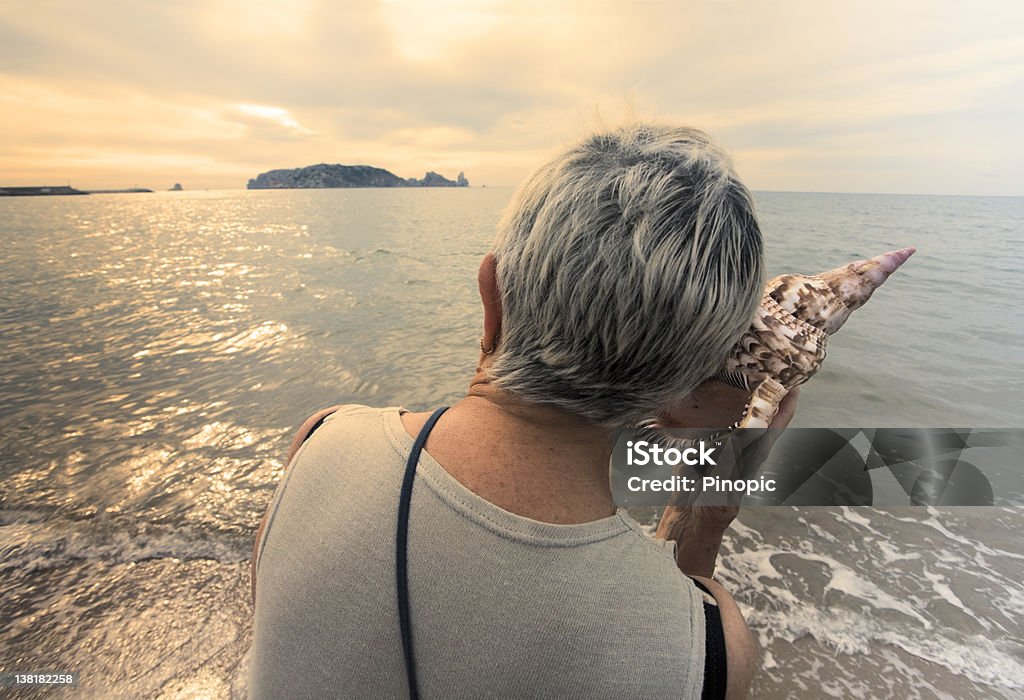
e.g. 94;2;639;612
403;374;618;524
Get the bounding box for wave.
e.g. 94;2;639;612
719;509;1024;691
0;514;252;573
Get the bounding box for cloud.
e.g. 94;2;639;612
228;104;316;141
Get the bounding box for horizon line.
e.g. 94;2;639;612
2;184;1022;199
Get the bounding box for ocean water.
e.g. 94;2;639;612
0;188;1021;698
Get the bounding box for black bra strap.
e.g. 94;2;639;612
397;407;449;700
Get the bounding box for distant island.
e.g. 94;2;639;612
84;188;154;194
247;163;469;190
0;186;153;197
0;186;88;196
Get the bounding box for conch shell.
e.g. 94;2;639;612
718;247;916;429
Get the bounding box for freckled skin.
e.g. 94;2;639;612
722;248;916;429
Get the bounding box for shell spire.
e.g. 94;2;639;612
718;247;915;429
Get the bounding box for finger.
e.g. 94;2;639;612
737;387;800;472
748;388;799;460
727;388;800;477
769;387;800;430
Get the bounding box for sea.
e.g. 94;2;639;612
0;188;1022;699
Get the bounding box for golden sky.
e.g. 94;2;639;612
1;1;1022;194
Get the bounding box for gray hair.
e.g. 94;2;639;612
488;123;764;427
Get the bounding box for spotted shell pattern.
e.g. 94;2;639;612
722;247;916;429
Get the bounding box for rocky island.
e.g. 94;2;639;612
0;186;88;196
247;164;469;189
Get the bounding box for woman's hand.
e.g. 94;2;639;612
655;386;800;577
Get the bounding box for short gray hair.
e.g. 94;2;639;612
488;123;764;427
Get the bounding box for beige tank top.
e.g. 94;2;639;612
251;405;705;698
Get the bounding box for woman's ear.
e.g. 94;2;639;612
478;253;502;351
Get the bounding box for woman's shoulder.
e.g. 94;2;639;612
319;403;396;421
305;404;407;446
308;403;405;431
283;404;397;467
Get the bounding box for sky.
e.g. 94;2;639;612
1;0;1022;195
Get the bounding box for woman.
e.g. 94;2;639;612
250;123;798;699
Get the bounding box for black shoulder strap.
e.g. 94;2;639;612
396;407;448;700
690;577;728;700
